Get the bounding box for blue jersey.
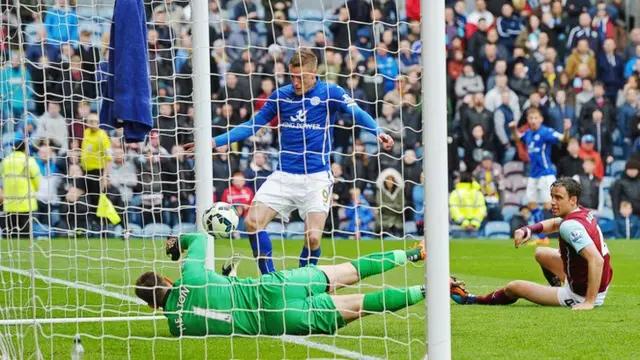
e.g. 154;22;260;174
214;80;382;174
520;125;562;178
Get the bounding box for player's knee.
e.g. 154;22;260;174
306;232;321;250
506;280;527;296
244;216;258;233
534;247;546;263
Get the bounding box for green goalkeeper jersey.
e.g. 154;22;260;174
163;233;262;336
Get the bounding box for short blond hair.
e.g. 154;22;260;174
289;49;318;69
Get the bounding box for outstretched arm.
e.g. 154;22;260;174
514;218;562;248
333;86;394;150
166;233;208;274
212;102;276;147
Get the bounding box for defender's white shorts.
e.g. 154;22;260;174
526;175;556;204
557;281;608;307
253;170;334;221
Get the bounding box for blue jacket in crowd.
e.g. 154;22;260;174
615;215;640;239
44;8;79;44
616;103;638;140
496;15;523;50
345;196;375;233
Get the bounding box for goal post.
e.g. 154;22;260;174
0;0;441;358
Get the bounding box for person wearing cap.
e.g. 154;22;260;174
611;159;640;218
0;136;41;238
472;151;503;221
578;134;605;179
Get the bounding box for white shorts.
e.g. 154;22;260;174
526;175;556;204
253;170;334;222
557;281;608;307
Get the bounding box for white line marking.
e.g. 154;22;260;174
0;266;384;360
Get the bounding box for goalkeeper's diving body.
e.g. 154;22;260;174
135;233;429;336
186;49;394;274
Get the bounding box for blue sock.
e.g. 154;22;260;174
531;208;546;238
249;231;275;274
299;246;322;267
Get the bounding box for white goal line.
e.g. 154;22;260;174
0;265;384;360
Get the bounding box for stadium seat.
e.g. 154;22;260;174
265;222;286;238
172;223;197;234
502;191;521;207
142;224;173;238
503;161;525;177
127;224;144;238
598;207;615;221
610;160;626;178
501;205;519;222
404;221;417;235
483;221;511;239
504;174;527;192
285;221;306;239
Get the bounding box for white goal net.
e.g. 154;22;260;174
0;0;425;358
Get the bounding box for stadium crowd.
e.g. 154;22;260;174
0;0;639;240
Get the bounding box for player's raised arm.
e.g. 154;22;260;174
166;233;208;274
330;85;394;151
508;121;521;144
184;94;278;151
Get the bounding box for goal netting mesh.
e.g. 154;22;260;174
0;0;425;358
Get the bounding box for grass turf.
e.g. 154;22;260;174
0;237;638;359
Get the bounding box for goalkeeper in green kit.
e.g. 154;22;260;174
134;233;443;336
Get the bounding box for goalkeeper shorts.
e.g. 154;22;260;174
257;266;346;335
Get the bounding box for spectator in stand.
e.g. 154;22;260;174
318;50;340;84
57;163;89;231
597;39;624;102
144;129;170;157
212;146;234;200
226;16;262;61
548;89;577;135
493;90;516;159
557;138;584;178
399;40;421;74
496;3;523;53
566;12;598;51
509;205;531;234
565;39;596;80
466;0;494;38
583;108;614;165
34;144;61;224
376;103;403;150
162;145;196;226
375;168;405;237
455;63;485;108
221;171;254;234
215;73;252;116
592;2;615;45
110;147;138;206
460;92;494;150
402;149;421;207
465;125;495;172
325;162;350;236
515;14;544;55
611;159;640;217
342;141;377;192
31;55;64;117
402;93;422;150
1;52;32;122
347;0;373;32
0;137;41;238
77;29;101;96
446;7;465;48
330;7;351;52
624;29;640;62
466;18;490;62
624;45;640;80
575;78;594;116
476;43;500;85
277;23;305;65
136;146;165;226
509;61;535;108
244;151;272;193
345;188;375;238
617;88;638;145
25;28;60;68
574;155;601;207
155;102;179;153
486;59;507;90
579;81;616;132
80;113;111;227
485;28;510;60
232;0;259;31
44;0;79;45
375;43;399;94
578;134;605;179
472;151;503;221
484;74;521;117
449;171;486;232
615;201;640;239
34;101;68;153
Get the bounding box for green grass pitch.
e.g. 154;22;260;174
0;237;639;359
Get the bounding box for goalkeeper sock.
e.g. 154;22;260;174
249;231;275;275
350;250;407;280
362;286;425;313
299;246;322;267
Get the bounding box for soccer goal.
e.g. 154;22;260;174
0;0;448;358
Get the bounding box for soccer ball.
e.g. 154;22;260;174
202;202;239;238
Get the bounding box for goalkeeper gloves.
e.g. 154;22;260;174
166;235;181;261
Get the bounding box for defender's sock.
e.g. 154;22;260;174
299;246;322;267
249;231;275;274
362;286;425;313
541;266;561;287
474;288;518;305
309;247;321;265
350;250;407;280
532;207;544;224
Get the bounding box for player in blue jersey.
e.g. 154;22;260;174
508;107;571;245
194;49;394;274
